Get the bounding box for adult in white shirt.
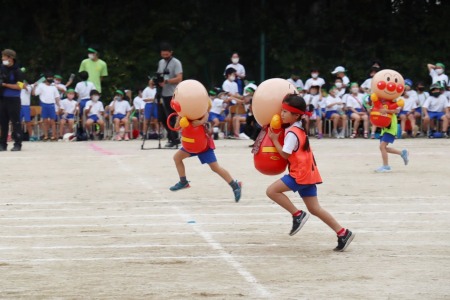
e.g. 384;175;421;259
427;62;449;89
345;83;369;138
304;68;326;91
224;52;245;95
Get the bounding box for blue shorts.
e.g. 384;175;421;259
415;107;422;114
79;98;89;114
62;113;75;120
113;113;126;120
144;103;158;119
380;132;395;144
325;110;338;119
427;111;445;120
20;105;31;122
41;102;57;120
88;115;100;122
398;110;409;116
181;147;217;164
208;112;225;122
281;175;318;197
346;108;363;117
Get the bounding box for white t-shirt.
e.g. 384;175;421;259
282;121;303;154
75;81;96;100
142;86;157;103
53;82;67;98
210;98;225;115
60;98;78;114
34;83;60;104
111;100;131;115
401;95;418;111
361;78;372;93
287;78;304;89
345;93;365;109
84;100;104;116
417;92;429;107
20;85;32;106
325;95;345;111
304;77;326;90
422;95;448;112
133;96;145;110
225;63;246;78
222;79;239;95
429;69;449;88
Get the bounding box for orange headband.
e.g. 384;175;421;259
282;103;311;116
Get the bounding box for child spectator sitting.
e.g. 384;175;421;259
110;90;132;141
345;83;369;138
325;86;347;138
303;85;323;139
422;83;449;138
399;79;419;138
58;89;79;140
208;90;229;139
84;90;105;140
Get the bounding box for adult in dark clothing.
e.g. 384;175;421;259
0;49;24;151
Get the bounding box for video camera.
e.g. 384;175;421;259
149;70;169;86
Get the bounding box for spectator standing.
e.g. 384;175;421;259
331;66;350;88
79;47;108;93
225;52;246;95
287;69;304;90
0;49;24;151
156;42;183;148
304;68;326;91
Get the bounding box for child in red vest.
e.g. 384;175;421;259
267;94;354;251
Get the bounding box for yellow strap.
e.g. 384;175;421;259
262;146;277;153
181;136;195;143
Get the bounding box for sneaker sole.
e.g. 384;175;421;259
335;232;355;252
169;184;191;192
234;182;242;202
289;213;309;236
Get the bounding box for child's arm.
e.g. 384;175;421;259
191;112;209;127
268;127;290;160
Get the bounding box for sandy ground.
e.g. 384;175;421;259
0;137;449;299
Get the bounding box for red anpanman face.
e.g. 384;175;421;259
371;69;405;100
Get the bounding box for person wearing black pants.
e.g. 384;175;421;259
0;49;24;151
156;43;183;148
158;95;179;145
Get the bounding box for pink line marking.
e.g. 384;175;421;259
88;143;116;156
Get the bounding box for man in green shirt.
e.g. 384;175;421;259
79;47;108;93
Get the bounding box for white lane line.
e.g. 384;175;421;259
173;206;271;298
112;155;271;298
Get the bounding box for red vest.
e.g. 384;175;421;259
286;126;322;185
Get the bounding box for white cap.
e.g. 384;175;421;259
331;66;346;74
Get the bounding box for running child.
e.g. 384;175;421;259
266;93;354;251
375;104;409;173
169;111;242;202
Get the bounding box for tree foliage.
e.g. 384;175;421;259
0;0;448;100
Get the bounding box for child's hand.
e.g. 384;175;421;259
268;127;280;141
191;120;203;127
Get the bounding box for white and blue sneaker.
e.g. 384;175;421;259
401;149;409;165
375;165;391;173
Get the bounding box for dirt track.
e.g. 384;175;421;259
0;138;449;299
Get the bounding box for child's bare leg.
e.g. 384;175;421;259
59;120;66;136
303;196;342;233
266;179;298;214
380;141;389;166
173;150;191;178
208;161;233;183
